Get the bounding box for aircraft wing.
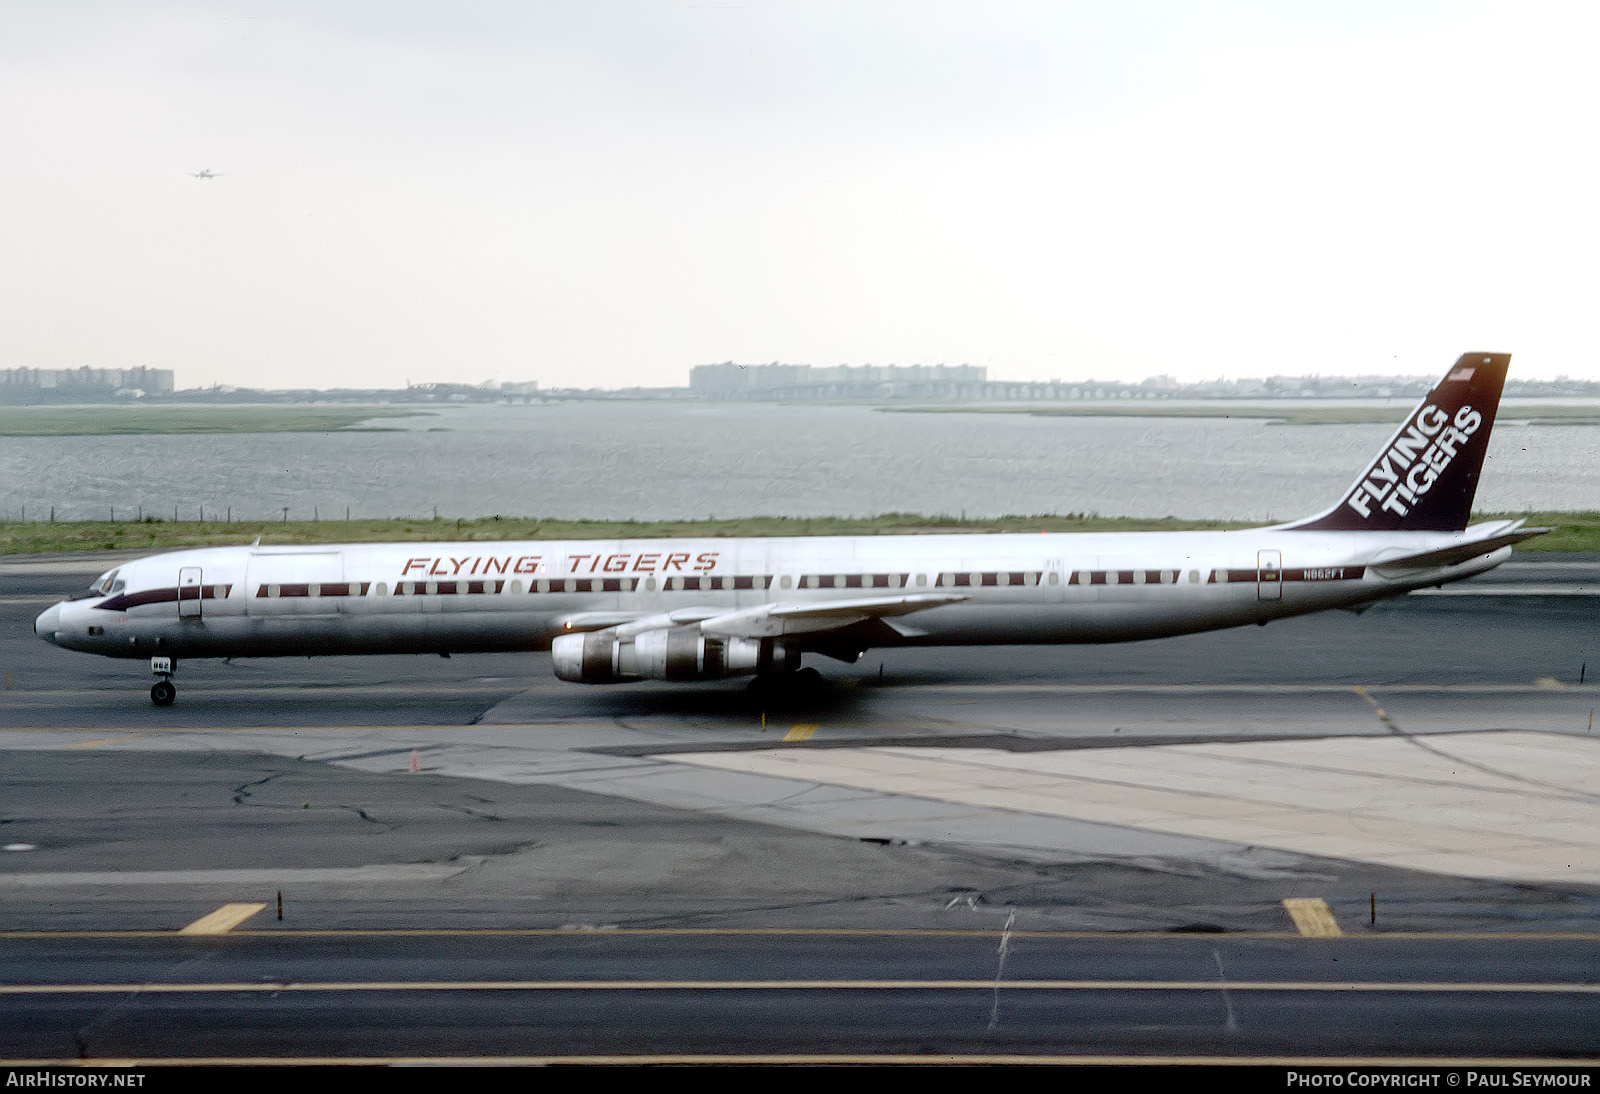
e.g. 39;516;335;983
697;593;969;638
554;593;968;641
554;610;656;633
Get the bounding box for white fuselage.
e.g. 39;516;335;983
35;526;1511;667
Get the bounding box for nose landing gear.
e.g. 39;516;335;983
150;656;176;707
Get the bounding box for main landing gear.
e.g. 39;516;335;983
746;664;823;701
150;656;176;707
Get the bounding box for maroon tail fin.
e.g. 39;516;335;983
1287;352;1510;532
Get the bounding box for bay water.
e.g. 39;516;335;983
1;401;1593;525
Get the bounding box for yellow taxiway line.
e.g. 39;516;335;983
2;978;1595;995
1;927;1596;941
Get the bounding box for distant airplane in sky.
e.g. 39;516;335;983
189;169;222;179
33;353;1540;707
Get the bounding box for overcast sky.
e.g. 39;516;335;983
4;1;1599;389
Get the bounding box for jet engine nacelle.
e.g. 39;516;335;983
551;628;795;683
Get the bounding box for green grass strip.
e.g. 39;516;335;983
2;511;1594;555
0;407;435;436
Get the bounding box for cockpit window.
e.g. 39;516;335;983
90;570;119;596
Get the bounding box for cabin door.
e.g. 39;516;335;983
178;566;204;619
1045;557;1066;602
1257;550;1282;601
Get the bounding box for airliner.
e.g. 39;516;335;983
35;353;1543;706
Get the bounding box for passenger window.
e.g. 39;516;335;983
374;582;388;597
915;574;927;587
780;575;792;589
1189;570;1200;584
646;577;657;591
1048;572;1059;586
508;580;522;595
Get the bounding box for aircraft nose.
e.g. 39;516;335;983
34;603;61;644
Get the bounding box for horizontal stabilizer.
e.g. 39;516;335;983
1368;527;1550;575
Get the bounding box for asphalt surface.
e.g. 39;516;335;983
0;552;1595;1063
3;933;1595;1061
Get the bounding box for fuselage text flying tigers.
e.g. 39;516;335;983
35;353;1545;706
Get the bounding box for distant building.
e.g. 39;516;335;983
0;366;174;403
499;380;541;403
691;362;988;399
